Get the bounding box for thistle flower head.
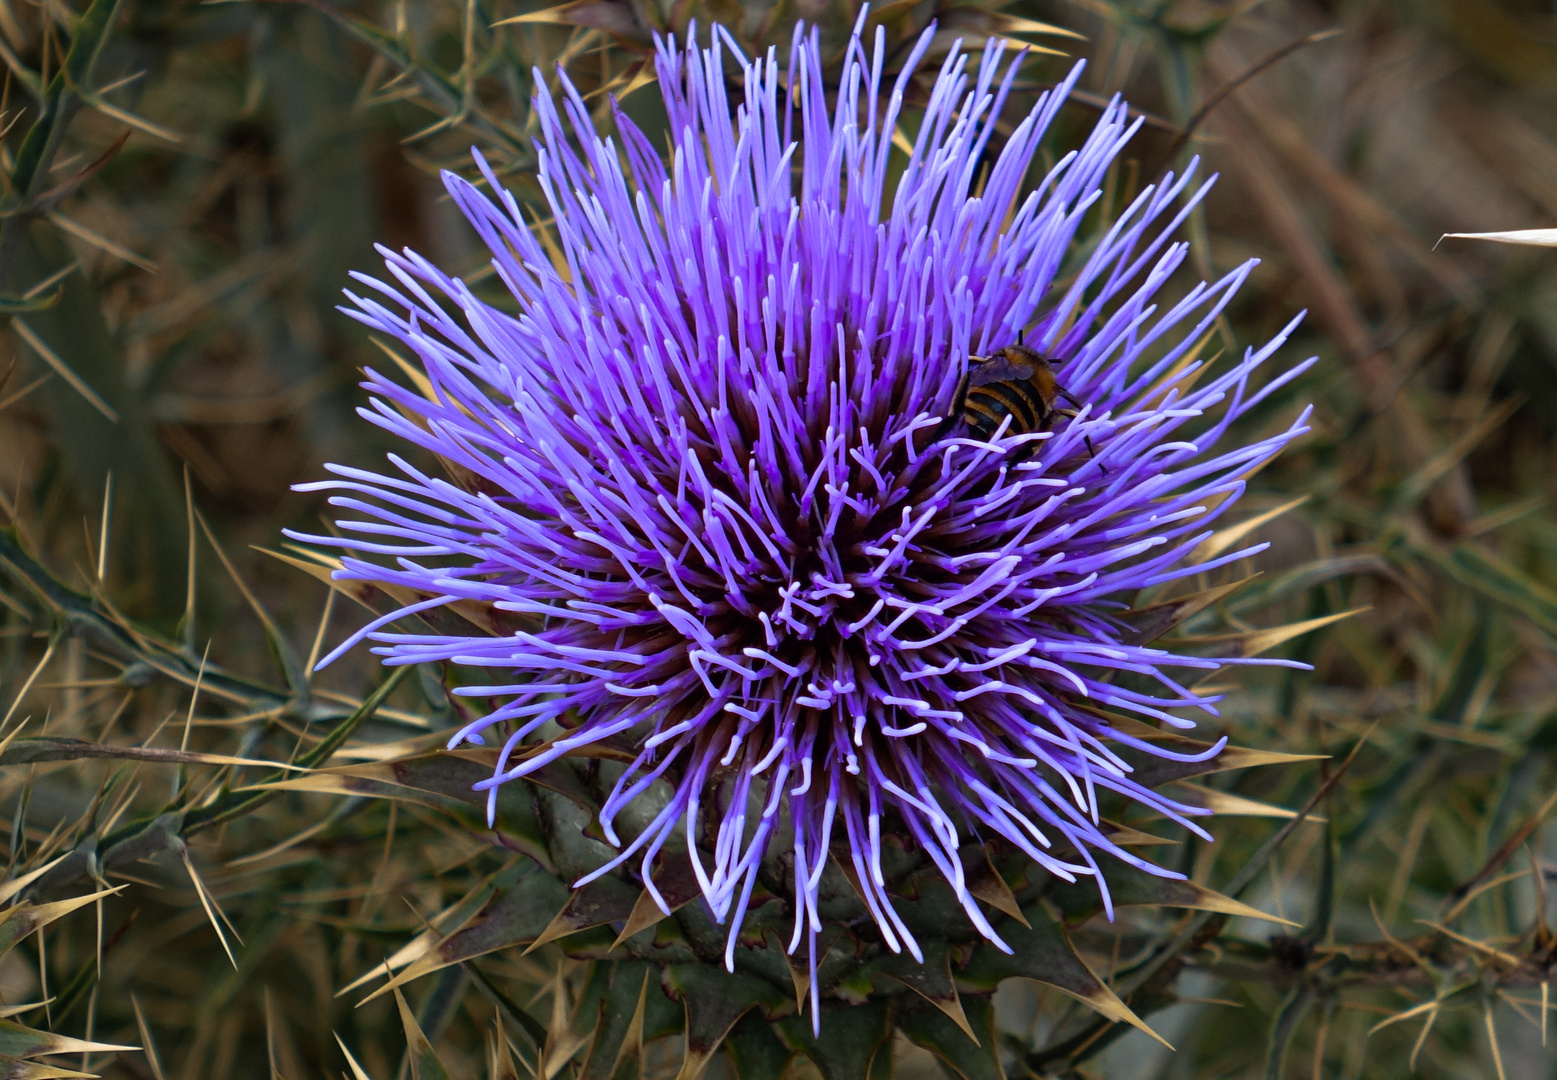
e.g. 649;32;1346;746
294;14;1313;997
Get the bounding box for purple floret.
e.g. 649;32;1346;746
291;12;1314;1013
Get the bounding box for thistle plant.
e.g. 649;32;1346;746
2;1;1556;1078
295;3;1314;1027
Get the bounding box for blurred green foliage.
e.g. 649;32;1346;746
0;0;1555;1077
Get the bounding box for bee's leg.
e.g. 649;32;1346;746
1084;434;1104;474
1055;405;1106;476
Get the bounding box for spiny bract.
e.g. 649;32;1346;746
292;13;1314;1014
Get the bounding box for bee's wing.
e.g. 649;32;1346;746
967;353;1036;386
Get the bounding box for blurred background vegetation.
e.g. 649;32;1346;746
0;0;1555;1077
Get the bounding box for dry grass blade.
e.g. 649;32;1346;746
1409;1000;1442;1071
23;132;131;220
1167;783;1311;819
264;988;289;1080
130;995;166;1080
1213;103;1378;370
1416;920;1522;967
1236;607;1368;658
1368;997;1441;1036
334;1034;374;1080
0;371;51;412
305;587;338;675
0;852;72;906
1439;228;1557;247
1367;898;1432;975
181;465;196;650
22;263;80;301
9;318;117;422
0;737;310;771
1532;983;1544;1051
44;211;156;273
2;633;56;729
1442;787;1557;923
1485;1002;1507;1080
1152;27;1344;182
1189;495;1308;565
539;962;590;1080
1394;397;1524;508
225;813;338;868
180;640;208;754
178;846;242;969
610;969;651;1075
94;472;111;584
195;510;306;693
79;92;183;143
487;1019;525;1080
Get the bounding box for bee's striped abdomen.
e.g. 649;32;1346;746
962;377;1047;440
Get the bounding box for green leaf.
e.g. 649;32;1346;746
774;1000;894;1080
537;786;618;884
723;1011;792;1080
866;941;976;1042
1049;863;1295;927
463;959;552;1054
525;876;641;954
666;966;785;1080
361;865;569;1003
0;889;122;961
495;1;655;45
0;290;60;313
612;853;702;949
6;227;187;613
1119;576;1255;645
394;986;455;1080
578;964;651;1080
0;530;298;723
898;993;1005;1080
0;1056;99;1079
1264;983;1318;1080
960;903;1168;1048
1417;540;1557;638
1105;735;1325;791
1227;554;1415;615
0;736;305;771
1303;817;1336;942
7;0;124;195
0;1018;133;1059
280;0;524;160
1429;610;1491;725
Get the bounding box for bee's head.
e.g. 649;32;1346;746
998;343;1046;368
1011;329;1066;368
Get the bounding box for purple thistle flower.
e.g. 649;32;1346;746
293;14;1314;1004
